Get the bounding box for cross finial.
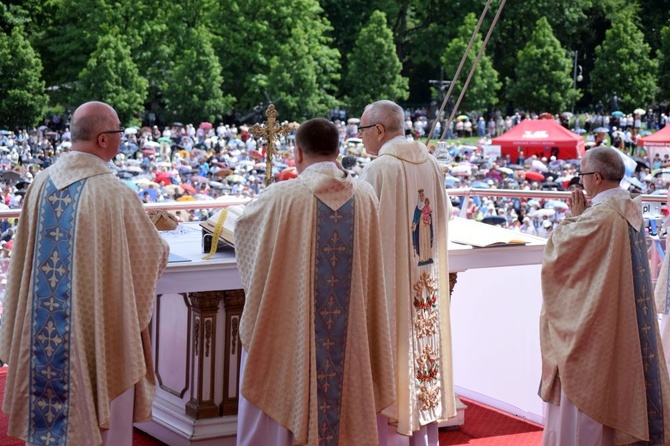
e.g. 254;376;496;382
248;104;291;187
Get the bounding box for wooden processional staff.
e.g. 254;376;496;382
249;104;291;187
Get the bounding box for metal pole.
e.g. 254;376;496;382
572;50;578;113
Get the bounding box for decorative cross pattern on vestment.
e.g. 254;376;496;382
29;179;83;445
47;191;72;218
41;251;67;288
248;104;291;187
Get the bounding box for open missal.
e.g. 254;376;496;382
449;217;528;248
199;205;245;248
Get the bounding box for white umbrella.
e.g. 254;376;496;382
634;108;646;116
347;118;360;125
450;164;472;177
125;127;139;135
545;201;569;210
498;167;513;175
533;208;556;218
531;160;548;172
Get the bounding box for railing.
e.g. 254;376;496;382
445;188;668;203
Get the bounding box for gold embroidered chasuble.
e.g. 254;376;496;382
541;189;670;444
360;138;456;435
236;163;395;446
0;152;169;445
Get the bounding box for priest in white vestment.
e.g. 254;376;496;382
0;101;170;446
654;189;670;386
541;146;670;445
359;100;456;445
235;118;395;446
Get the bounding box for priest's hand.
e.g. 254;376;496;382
568;189;588;217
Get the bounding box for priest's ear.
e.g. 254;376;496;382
295;146;304;165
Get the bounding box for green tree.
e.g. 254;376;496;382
507;17;580;114
35;0;112;98
345;10;408;117
590;11;657;111
658;22;670;104
74;34;148;125
0;27;48;129
441;13;501;113
163;26;233;124
212;0;340;121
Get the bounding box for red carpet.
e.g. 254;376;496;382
1;366;541;445
440;398;542;445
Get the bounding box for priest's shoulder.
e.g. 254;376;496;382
353;178;379;201
360;155;402;178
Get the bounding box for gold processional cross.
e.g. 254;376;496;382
248;104;291;187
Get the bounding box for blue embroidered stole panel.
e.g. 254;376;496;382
29;178;85;445
314;197;355;446
629;224;666;445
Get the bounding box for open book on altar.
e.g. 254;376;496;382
199;205;245;247
449;216;529;248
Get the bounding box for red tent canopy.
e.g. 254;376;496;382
637;126;670;148
637;126;670;163
491;119;585;160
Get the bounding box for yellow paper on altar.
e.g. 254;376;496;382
449;216;529;248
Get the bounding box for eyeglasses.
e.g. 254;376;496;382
96;127;125;139
578;171;598;179
358;124;378;135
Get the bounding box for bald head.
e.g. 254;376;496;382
70;101;122;161
71;101;119;143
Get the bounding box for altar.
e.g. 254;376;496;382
136;220;547;445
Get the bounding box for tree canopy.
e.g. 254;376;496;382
0;0;669;126
441;13;501;113
506;18;580;114
0;27;47;128
345;10;408;117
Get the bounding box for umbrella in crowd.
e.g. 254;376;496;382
531;160;548;172
226;174;246;184
470;180;491;189
482;215;506;226
277;167;298;181
0;171;21;182
525;171;545;182
199;122;213;130
533;208;556;218
611;111;624;117
593;127;609;133
179;183;197;194
634;108;646;115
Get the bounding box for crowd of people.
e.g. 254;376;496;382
0;109;666;247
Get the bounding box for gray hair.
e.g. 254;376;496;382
364;100;404;133
585;146;625;181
